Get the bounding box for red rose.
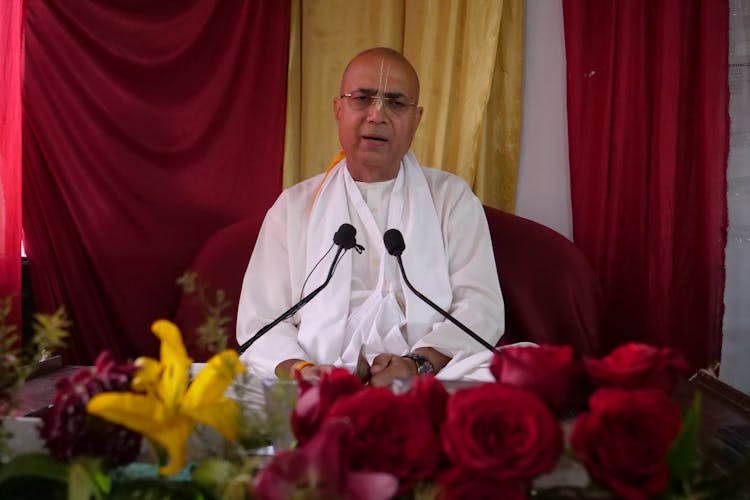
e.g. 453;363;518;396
583;343;689;392
326;387;441;485
254;417;398;500
441;384;563;482
437;467;527;500
570;388;682;500
490;345;579;412
291;368;363;445
407;374;449;434
407;375;452;472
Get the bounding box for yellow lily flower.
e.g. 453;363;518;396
87;319;245;475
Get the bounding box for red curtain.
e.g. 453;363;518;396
22;0;290;363
563;0;728;370
0;0;24;330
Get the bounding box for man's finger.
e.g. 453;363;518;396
370;353;393;374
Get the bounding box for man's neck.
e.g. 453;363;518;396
346;162;400;183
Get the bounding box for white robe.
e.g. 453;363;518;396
237;152;504;382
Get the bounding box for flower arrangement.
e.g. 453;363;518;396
255;343;750;500
2;287;750;499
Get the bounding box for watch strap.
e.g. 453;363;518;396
403;352;436;375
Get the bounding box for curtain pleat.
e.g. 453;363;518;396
563;0;729;370
23;0;290;363
283;0;523;211
284;0;404;185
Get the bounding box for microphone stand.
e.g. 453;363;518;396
393;254;497;353
237;244;346;355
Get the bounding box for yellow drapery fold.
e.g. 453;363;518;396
283;0;523;211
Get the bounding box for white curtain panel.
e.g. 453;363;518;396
519;0;750;394
721;0;750;394
516;0;573;240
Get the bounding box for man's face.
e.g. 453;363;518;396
334;53;423;182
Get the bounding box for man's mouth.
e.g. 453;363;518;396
362;135;387;142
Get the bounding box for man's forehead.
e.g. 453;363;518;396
341;56;418;97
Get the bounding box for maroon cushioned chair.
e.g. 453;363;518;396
175;207;604;360
484;205;604;356
173;217;263;360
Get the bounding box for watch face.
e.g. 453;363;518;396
404;353;435;375
419;360;435;375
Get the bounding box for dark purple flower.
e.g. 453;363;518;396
40;351;141;464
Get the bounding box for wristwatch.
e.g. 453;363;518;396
402;352;436;375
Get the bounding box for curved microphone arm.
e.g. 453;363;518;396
237;244;346;355
394;254;497;353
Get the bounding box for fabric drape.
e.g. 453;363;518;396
563;0;729;370
283;0;523;211
0;0;24;329
405;0;523;211
23;0;290;363
283;0;404;190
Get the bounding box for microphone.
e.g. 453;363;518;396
383;228;497;353
334;223;364;254
237;223;363;355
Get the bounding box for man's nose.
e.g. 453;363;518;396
366;97;387;122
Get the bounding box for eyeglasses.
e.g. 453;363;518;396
340;92;418;115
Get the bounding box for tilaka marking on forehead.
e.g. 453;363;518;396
375;58;392;111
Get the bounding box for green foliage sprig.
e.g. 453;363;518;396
1;297;70;458
177;272;232;354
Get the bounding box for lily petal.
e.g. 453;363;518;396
152;320;191;364
88;392;173;438
132;356;162;393
184;397;241;442
155;419;195;476
87;392;195;475
183;350;244;410
151;320;192;409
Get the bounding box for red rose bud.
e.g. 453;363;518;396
490;344;579;413
583;343;690;393
326;387;441;488
442;384;563;482
291;367;363;445
571;388;682;500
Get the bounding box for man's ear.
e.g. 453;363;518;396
333;97;342;122
415;106;423;127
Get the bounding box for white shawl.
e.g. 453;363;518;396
298;152;453;369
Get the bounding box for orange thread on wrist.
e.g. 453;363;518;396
292;361;315;377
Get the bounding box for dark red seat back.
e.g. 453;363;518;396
173;217;263;359
484;205;604;356
176;208;604;360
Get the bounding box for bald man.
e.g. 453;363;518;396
237;48;504;387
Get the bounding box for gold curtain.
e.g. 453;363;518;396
283;0;523;211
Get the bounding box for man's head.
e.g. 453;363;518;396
334;48;423;182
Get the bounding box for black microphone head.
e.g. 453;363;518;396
383;228;405;256
333;223;357;249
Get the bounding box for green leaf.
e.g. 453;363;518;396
67;457;110;500
666;393;702;484
0;452;69;484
